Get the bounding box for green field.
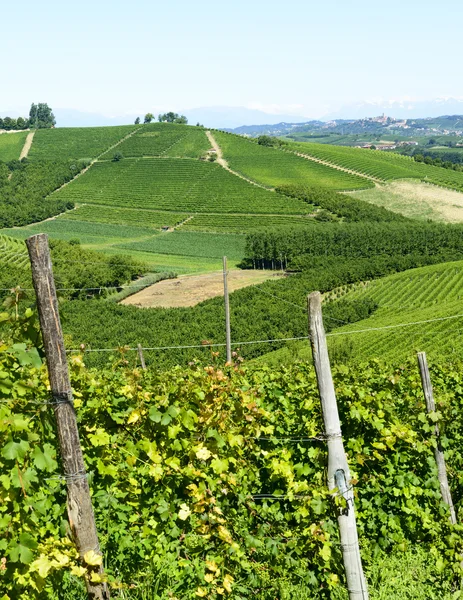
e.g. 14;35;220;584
290;141;463;191
58;204;189;229
0;234;28;268
117;230;246;260
0;131;28;162
52;157;308;214
254;259;463;367
181;212;319;232
28;125;137;160
100;122;210;159
214;131;374;190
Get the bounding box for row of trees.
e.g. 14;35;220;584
134;112;188;125
0;103;55;131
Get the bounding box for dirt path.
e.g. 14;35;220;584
206;131;273;190
292;150;383;185
19;131;35;160
121;269;279;308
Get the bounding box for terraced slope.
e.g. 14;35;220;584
0;235;28;268
214;131;374;190
28;125;137;160
254;260;463;366
0;132;28;162
289;142;463;192
100;123;210;159
52;158;308;214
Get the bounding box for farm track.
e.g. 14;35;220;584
206;131;273;191
291;149;383;185
19;131;35;160
48;126;141;196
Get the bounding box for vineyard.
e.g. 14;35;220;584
0;234;28;268
118;231;247;260
290;141;463;191
181;213;319;232
0;131;28;161
213;131;375;190
58;204;190;229
28;125;138;160
100;122;210;159
3;303;463;598
52;158;308;214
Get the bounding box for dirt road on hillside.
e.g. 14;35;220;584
122;269;279;308
19;131;35;160
206;131;272;190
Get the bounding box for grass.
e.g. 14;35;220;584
41;547;459;599
0;131;28;162
348;180;463;222
28;125;137;161
214;131;374;190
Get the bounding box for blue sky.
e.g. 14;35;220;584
2;0;462;118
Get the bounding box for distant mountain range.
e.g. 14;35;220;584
3;98;463;130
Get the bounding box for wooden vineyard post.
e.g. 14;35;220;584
308;292;368;600
223;256;232;363
26;234;110;600
417;352;456;524
137;343;146;370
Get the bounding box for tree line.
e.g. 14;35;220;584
135;112;189;125
0;103;55;131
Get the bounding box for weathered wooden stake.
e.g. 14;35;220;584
26;234;110;600
417;351;456;524
137;343;146;370
308;292;368;600
223;256;232;363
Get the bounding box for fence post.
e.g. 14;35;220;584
417;351;456;524
223;256;232;363
308;292;368;600
137;343;146;370
26;234;110;600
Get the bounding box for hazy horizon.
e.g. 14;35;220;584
2;0;462;123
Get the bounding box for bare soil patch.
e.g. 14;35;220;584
19;131;35;160
348;180;463;222
121;269;279;308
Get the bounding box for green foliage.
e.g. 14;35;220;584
158;112;188;124
2;313;463;598
100;123;209;159
214;131;374;190
182;213;318;233
289;141;463;192
29;103;56;129
118;231;247;261
243;222;463;269
52;158;306;214
0;159;85;228
0;132;28;162
28;126;136;161
277;184;407;222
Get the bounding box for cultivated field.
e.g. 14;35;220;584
122;268;277;307
349;180;463;222
214;131;374;190
100;122;210;159
28;125;137;160
0;131;28;162
290;141;463;191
